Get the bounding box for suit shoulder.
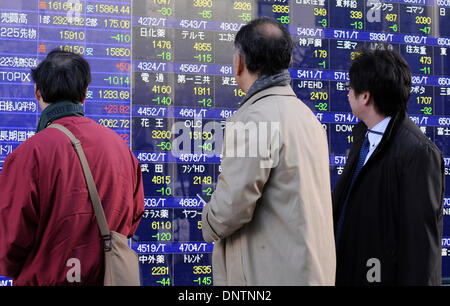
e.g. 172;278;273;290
396;118;442;155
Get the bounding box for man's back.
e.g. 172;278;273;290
0;116;144;285
203;85;336;285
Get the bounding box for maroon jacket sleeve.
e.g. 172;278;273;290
129;153;145;238
0;145;40;278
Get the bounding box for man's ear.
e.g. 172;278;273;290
361;91;372;106
235;53;245;77
80;88;88;104
34;84;41;102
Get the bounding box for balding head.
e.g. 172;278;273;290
234;17;293;76
256;22;284;39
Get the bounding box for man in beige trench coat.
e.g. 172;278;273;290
201;17;336;286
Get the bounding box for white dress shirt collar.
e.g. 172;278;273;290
364;116;391;164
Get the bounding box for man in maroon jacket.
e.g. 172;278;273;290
0;50;145;285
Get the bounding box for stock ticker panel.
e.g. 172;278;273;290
0;0;449;286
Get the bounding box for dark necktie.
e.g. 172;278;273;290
335;135;370;249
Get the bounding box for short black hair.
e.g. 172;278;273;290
31;50;91;104
234;17;293;76
349;46;412;116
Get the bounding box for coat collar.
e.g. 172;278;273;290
352;111;407;165
235;85;297;115
333;111;407;210
232;85;296;120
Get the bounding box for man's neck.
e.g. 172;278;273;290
241;74;259;93
363;112;387;130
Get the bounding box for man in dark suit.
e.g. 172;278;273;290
333;47;444;285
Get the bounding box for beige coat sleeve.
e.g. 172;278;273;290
201;108;275;243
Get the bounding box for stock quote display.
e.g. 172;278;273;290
0;0;449;286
